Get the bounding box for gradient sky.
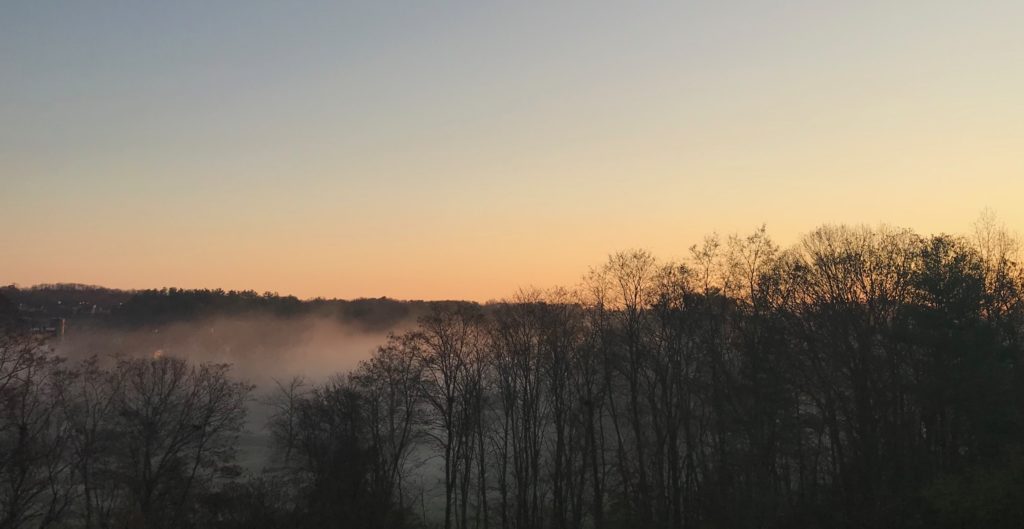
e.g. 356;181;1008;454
2;1;1022;300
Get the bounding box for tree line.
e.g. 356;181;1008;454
1;283;460;332
4;221;1024;528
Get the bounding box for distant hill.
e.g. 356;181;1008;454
0;284;472;332
0;290;20;329
1;283;132;318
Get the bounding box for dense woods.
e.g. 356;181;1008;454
4;221;1024;528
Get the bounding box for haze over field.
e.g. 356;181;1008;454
54;314;403;385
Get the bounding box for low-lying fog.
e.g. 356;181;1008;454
54;315;414;470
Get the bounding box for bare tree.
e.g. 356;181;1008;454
0;330;72;529
351;334;423;509
413;304;487;529
112;356;251;529
265;375;310;468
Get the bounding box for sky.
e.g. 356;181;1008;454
2;1;1022;301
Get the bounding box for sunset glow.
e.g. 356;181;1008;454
3;1;1022;300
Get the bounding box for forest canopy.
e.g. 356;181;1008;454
3;222;1024;529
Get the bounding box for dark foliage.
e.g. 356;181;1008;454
4;222;1024;529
